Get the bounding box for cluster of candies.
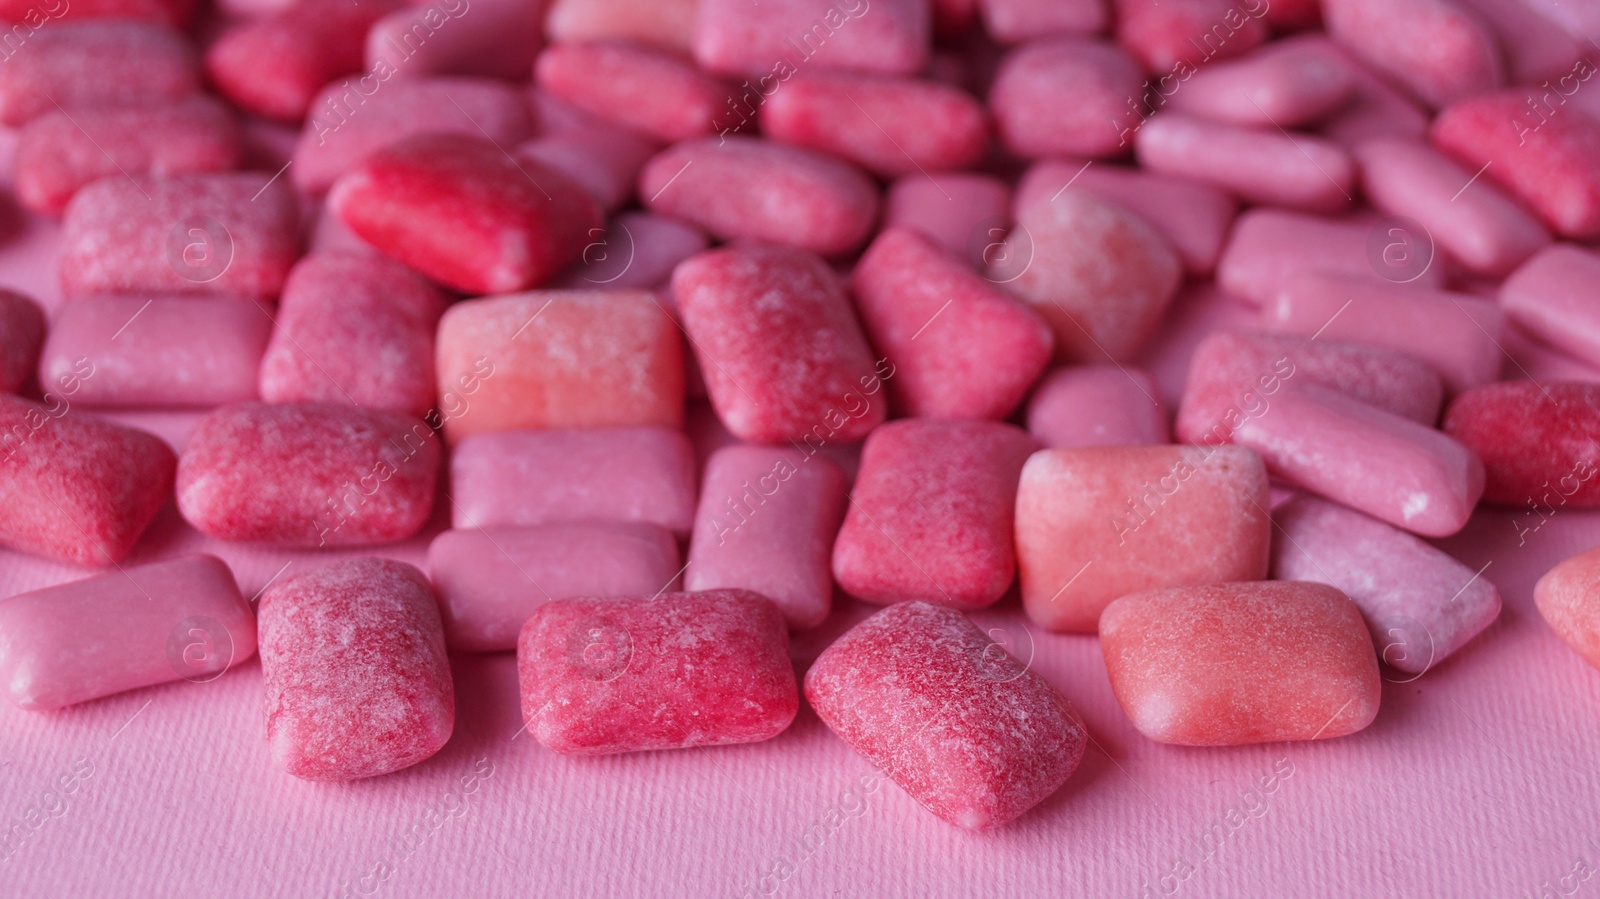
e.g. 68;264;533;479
0;0;1599;832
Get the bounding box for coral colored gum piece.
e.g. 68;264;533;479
546;0;698;54
1535;546;1600;673
1443;381;1600;508
1025;365;1169;449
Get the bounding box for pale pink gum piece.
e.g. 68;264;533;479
39;297;271;409
1112;0;1269;72
693;0;928;77
0;21;198;126
60;172;300;301
672;244;886;443
537;41;727;143
1100;580;1381;745
1015;160;1237;275
1261;271;1505;394
1322;0;1503;108
0;290;46;394
1534;546;1600;673
1355;137;1551;278
1452;0;1582;84
427;522;681;652
1135;113;1356;213
518;590;797;754
686;401;864;484
551;211;709;290
851;227;1054;420
292;77;535;195
0;555;256;711
517;105;660;212
546;0;699;54
1165;35;1355;128
884;172;1010;263
1273;493;1502;675
833;420;1036;609
1232;382;1485;537
994;188;1181;363
434;290;684;443
450;427;696;535
1318;45;1432;147
1501;245;1600;368
1015;444;1270;633
260;558;454;781
978;0;1105;42
1176;331;1444;446
1025;365;1169;449
1217;208;1445;307
366;0;542;80
804;600;1087;830
640;137;879;256
987;37;1144;158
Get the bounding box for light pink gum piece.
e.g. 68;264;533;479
176;401;439;547
427;522;681;652
1100;581;1381;745
39;297;271;409
1025;365;1169;449
693;0;928;77
260;558;454;781
1452;0;1581;84
833;420;1035;609
1499;244;1600;369
1015;444;1270;633
537;41;726;143
518;590;797;755
0;555;256;711
640;137;879;256
60;172;300;301
366;0;542;80
434;290;684;443
884;172;1010;262
1233;383;1485;537
685;446;846;630
672;244;885;443
551;211;709;290
517;103;661;212
804;600;1087;830
1273;494;1501;674
1216;208;1445;306
0;290;46;394
1261;271;1505;393
987;37;1144;159
1167;35;1356;128
1354;137;1551;278
1534;546;1600;673
978;0;1106;42
1322;0;1503;108
0;21;199;126
1318;45;1432;147
1136;113;1356;213
1176;331;1444;446
546;0;698;55
851;227;1053;420
1112;0;1268;72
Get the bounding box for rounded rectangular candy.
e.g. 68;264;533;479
0;290;45;394
1101;581;1381;745
1535;546;1600;673
988;37;1143;159
537;40;726;143
517;590;797;755
1136;113;1355;213
1026;365;1168;449
1499;244;1600;369
428;522;681;652
0;555;255;710
1452;0;1580;84
1113;0;1267;72
0;21;198;125
260;558;454;780
546;0;697;54
1216;208;1444;306
176;402;439;547
978;0;1105;42
1166;35;1355;128
1443;381;1600;508
884;172;1009;262
693;0;928;77
1015;444;1271;633
450;427;696;535
1323;0;1502;108
366;0;541;80
1319;46;1432;147
434;290;684;442
805;601;1086;829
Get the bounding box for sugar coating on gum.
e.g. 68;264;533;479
0;21;199;125
1443;381;1600;508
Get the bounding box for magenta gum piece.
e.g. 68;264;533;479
427;522;681;653
1025;365;1168;449
1500;245;1600;369
0;555;257;710
978;0;1105;42
1216;208;1445;307
0;21;199;126
1136;113;1355;213
692;0;928;77
805;601;1087;829
883;172;1010;262
518;590;798;755
988;37;1144;159
260;558;454;781
0;290;46;394
1167;35;1356;128
1323;0;1503;108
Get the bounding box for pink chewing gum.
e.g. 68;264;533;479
0;0;191;26
537;41;726;143
1322;0;1502;108
1453;0;1580;84
1025;365;1168;449
14;96;240;215
988;38;1143;159
0;21;198;126
1232;383;1484;537
0;290;45;394
518;105;660;213
0;555;256;711
1443;381;1600;508
258;252;448;418
805;601;1087;830
832;420;1035;609
1354;137;1550;278
260;558;453;781
427;523;681;652
1261;272;1504;393
685;446;847;630
884;172;1010;261
0;395;175;565
176;402;438;547
1319;47;1432;147
640;137;879;256
551;211;709;290
1216;209;1445;307
1100;581;1381;745
1113;0;1269;72
546;0;698;54
450;427;696;534
39;297;271;408
517;590;797;755
329;133;603;295
434;290;683;443
1535;547;1600;673
1136;113;1355;213
1273;494;1501;674
978;0;1105;42
1014;445;1271;633
693;0;928;77
851;227;1053;421
1166;36;1355;128
672;245;885;443
59;172;300;301
992;188;1181;363
366;0;542;80
1500;245;1600;368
